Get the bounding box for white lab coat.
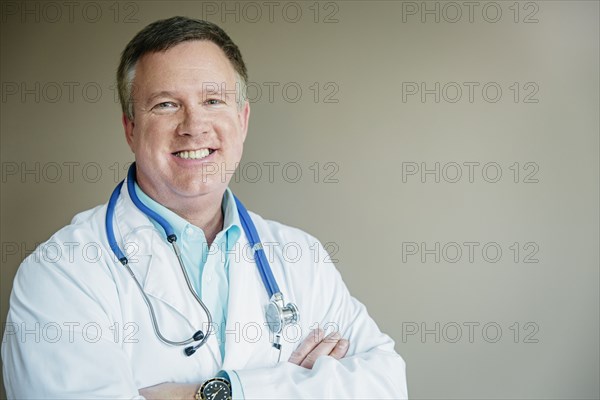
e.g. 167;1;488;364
2;182;407;399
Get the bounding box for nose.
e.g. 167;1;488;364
176;105;210;136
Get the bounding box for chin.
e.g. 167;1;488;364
172;179;226;198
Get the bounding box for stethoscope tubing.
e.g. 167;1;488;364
105;163;295;355
234;196;281;298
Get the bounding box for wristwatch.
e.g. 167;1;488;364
195;377;232;400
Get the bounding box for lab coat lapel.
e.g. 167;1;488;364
114;181;222;367
140;238;194;319
115;180;203;323
222;236;274;370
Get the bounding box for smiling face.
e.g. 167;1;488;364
123;40;250;211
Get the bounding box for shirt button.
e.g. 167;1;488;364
206;275;213;283
185;227;194;236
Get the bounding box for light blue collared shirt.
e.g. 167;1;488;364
134;183;245;398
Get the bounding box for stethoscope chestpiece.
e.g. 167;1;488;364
265;292;299;336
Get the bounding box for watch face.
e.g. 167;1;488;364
202;379;231;400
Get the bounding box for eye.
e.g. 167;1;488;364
154;101;178;109
151;101;179;114
205;98;225;106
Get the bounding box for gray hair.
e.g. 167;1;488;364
117;16;248;120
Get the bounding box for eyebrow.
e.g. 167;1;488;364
145;91;178;105
201;84;233;96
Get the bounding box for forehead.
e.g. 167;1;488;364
133;40;237;90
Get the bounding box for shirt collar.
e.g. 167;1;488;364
221;188;242;249
133;183;241;247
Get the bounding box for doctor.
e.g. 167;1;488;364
2;17;407;399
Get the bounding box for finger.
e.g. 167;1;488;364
288;328;324;365
299;332;341;369
328;338;349;360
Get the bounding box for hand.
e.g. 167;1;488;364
139;382;200;399
288;328;349;369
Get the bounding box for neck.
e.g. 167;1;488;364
170;198;224;246
135;183;226;246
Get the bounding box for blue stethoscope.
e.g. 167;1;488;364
105;163;299;356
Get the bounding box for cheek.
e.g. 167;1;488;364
135;120;175;149
219;115;245;143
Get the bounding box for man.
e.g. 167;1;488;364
2;17;407;399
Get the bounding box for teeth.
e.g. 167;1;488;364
176;149;211;160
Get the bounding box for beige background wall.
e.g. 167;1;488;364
1;1;598;398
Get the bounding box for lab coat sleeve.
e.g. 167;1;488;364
227;240;408;399
1;235;143;399
218;370;244;400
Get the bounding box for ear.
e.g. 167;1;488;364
122;113;135;151
238;101;250;142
